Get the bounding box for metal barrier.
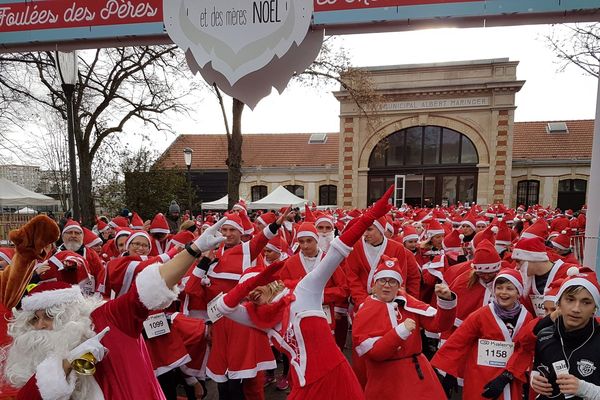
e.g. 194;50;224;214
571;234;586;265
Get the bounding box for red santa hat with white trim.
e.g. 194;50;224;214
62;219;83;235
0;247;14;265
512;237;550;262
149;213;170;234
472;239;502;273
238;210;254;235
424;219;445;238
556;268;600;307
223;213;244;234
544;277;567;304
83;227;103;249
110;216;130;229
256;212;276;227
296;222;318;241
96;219;110;233
130;212;145;230
372;255;404;286
166;230;195;251
442;229;462;252
550;230;572;251
265;236;286;254
493;268;524;296
372;216;389;236
125;231;152;251
114;227;132;241
21;281;84;312
47;251;88;272
232;199;247;212
494;218;513;247
401;225;420;243
314;212;334;228
520;218;549;240
461;210;479;231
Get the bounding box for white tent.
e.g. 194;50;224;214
248;185;307;210
202;195;229;210
14;207;37;214
0;178;59;207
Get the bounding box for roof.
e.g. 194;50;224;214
513;120;594;160
156;133;339;170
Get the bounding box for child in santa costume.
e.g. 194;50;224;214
352;255;457;400
432;268;534;400
3;218;227;400
212;186;396;400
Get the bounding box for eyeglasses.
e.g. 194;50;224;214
377;278;399;287
129;242;150;249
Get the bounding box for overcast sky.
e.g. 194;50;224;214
157;23;597;154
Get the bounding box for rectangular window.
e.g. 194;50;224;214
405;127;422;166
423;126;441;164
319;185;337;206
517;180;539;207
441;129;460;164
251;185;268;202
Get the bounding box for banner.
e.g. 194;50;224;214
314;0;480;12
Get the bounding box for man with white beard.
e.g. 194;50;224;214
52;220;105;295
2;218;227;400
315;212;335;253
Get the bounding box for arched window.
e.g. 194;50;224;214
319;185;337;206
284;185;304;199
251;185;267;202
557;179;587;211
517;180;540;207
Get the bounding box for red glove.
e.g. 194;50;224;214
339;185;394;247
223;261;286;308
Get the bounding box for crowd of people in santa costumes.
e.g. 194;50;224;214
0;188;599;400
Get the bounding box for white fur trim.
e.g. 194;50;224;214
427;229;445;237
22;286;84;311
223;220;244;234
330;238;352;257
265;243;282;253
461;221;476;230
395;323;412;340
473;261;501;273
551;240;570;251
403;234;419;242
557;278;600;307
355;337;381;357
126;232;152;252
373;270;403;285
297;231;318;241
0;252;11;264
437;295;457;310
512;248;549;262
136;263;180;310
263;225;277;240
62;225;83;235
373;220;386;235
36;354;76;399
149;227;170;234
494;274;524;296
315;217;333;227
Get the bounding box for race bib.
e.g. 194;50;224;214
207;292;225;323
322;305;332;324
143;313;170;339
80;277;95;297
477;339;514;368
530;294;546;318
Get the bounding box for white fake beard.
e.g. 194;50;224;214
519;261;532;293
64;239;83;252
317;232;334;252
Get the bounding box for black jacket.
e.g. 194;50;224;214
534;317;600;399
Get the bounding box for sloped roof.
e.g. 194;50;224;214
156;133;339;170
513;120;594;160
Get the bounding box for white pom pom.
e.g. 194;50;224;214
498;217;503;222
491;226;499;234
201;277;212;287
561;230;567;235
459;234;465;240
567;266;580;277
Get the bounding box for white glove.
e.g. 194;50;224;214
67;327;110;363
193;217;227;252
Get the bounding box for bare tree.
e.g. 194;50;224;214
546;23;600;78
0;46;201;226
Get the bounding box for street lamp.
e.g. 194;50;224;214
183;147;193;216
56;51;80;221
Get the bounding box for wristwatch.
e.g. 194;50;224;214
185;243;202;258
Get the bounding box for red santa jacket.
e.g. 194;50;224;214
52;245;106;295
346;238;419;306
352;292;456;399
432;304;533;400
522;259;576;317
148;236;171;257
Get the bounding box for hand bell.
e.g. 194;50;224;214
70;352;96;375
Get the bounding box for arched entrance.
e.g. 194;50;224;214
368;126;479;207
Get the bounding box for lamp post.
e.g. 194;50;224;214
183;147;193;216
56;51;80;221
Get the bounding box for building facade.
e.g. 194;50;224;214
157;59;592;211
0;164;42;192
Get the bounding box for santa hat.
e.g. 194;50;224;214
304;204;316;223
475;218;488;228
551;230;572;251
461;211;478;230
565;209;574;218
167;230;195;250
372;255;403;285
493;268;524;296
521;218;549;240
62;219;83;235
296;222;318;241
495;219;513;247
232;199;247;212
432;209;446;222
256;212;276;227
21;281;84;311
345;209;362;221
125;231;152;251
114;228;132;241
97;219;110;233
512;237;550;262
556;269;600;307
149;213;170;234
0;247;14;264
372;216;389;236
48;251;88;272
442;229;462;252
401;225;419;242
424;219;445;238
110;216;130;229
544;278;566;303
130;212;145;230
472;223;497;248
239;210;254;235
83;227;103;248
315;212;334;228
472;240;502;273
223;213;244;234
265;236;285;254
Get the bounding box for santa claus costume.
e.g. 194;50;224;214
432;269;533;400
352;256;457;400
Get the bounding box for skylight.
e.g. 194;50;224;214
309;133;328;144
546;122;569;134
